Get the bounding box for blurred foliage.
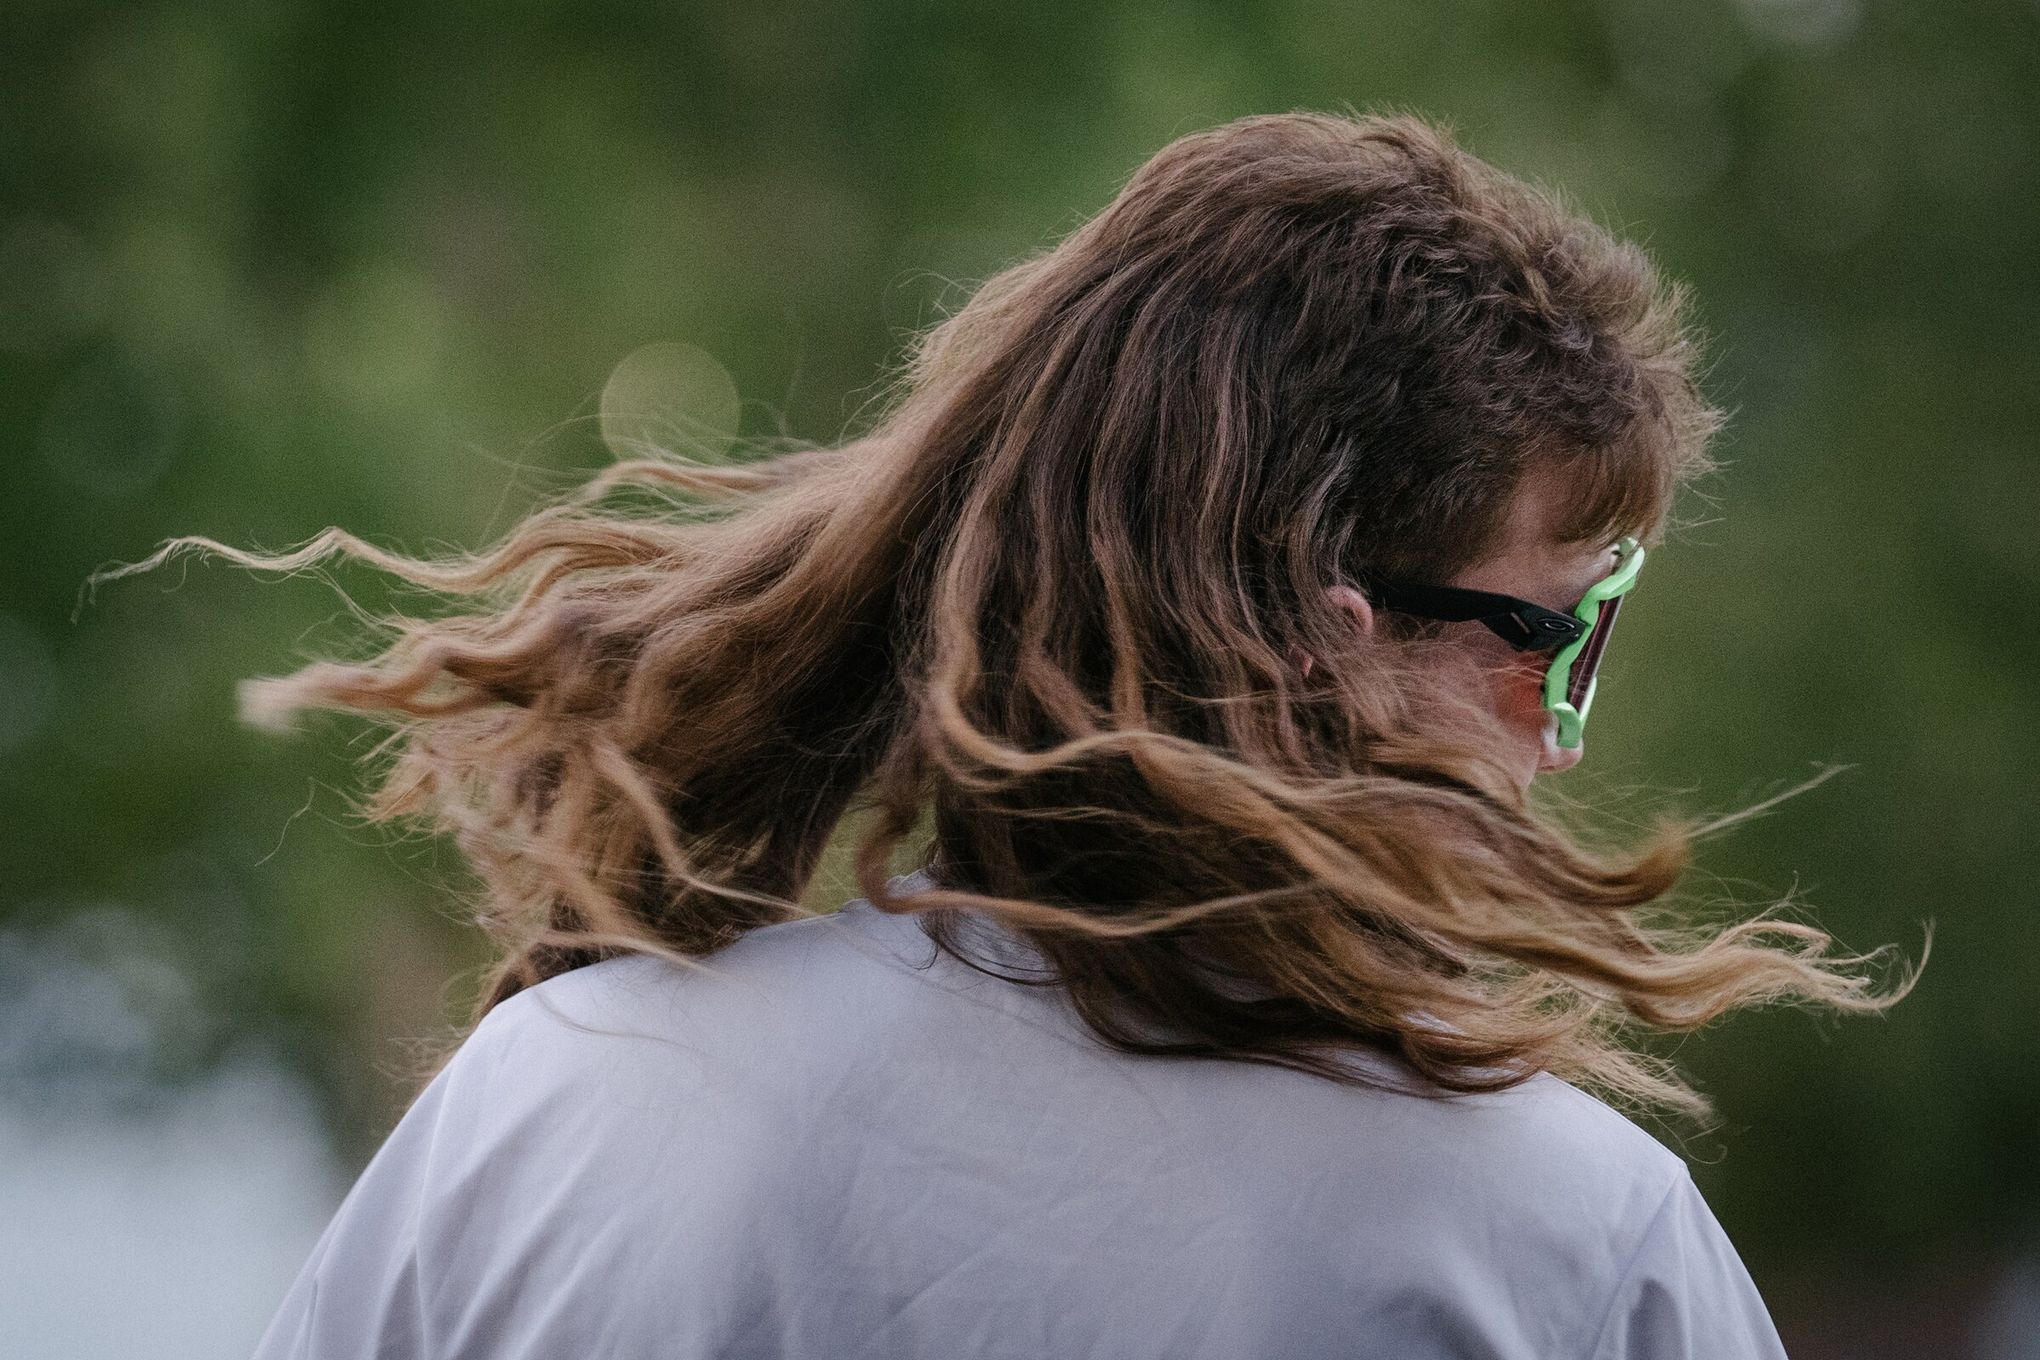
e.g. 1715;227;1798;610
4;0;2038;1342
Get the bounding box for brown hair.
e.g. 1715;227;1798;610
98;110;1911;1119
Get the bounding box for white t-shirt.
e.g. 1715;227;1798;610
254;870;1789;1359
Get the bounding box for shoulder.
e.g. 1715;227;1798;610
1333;1076;1751;1353
471;909;862;1028
1486;1071;1687;1181
1443;1072;1690;1236
1256;1050;1686;1212
1272;1068;1692;1293
1583;1162;1787;1358
444;905;925;1103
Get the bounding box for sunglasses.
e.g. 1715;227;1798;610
1357;536;1645;750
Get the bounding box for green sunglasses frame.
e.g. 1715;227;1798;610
1542;535;1645;749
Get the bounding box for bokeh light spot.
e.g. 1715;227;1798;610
599;341;740;462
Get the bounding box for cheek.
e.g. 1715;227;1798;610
1491;653;1549;725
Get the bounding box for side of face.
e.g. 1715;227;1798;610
1327;464;1624;791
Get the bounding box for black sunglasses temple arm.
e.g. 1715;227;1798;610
1355;580;1588;651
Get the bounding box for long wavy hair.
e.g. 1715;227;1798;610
101;110;1912;1119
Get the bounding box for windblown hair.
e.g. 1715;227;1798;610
104;110;1910;1119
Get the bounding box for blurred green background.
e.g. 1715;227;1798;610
4;1;2036;1356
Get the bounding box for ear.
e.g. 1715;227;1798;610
1291;586;1377;680
1325;585;1377;637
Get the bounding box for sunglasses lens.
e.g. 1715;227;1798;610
1565;592;1625;711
